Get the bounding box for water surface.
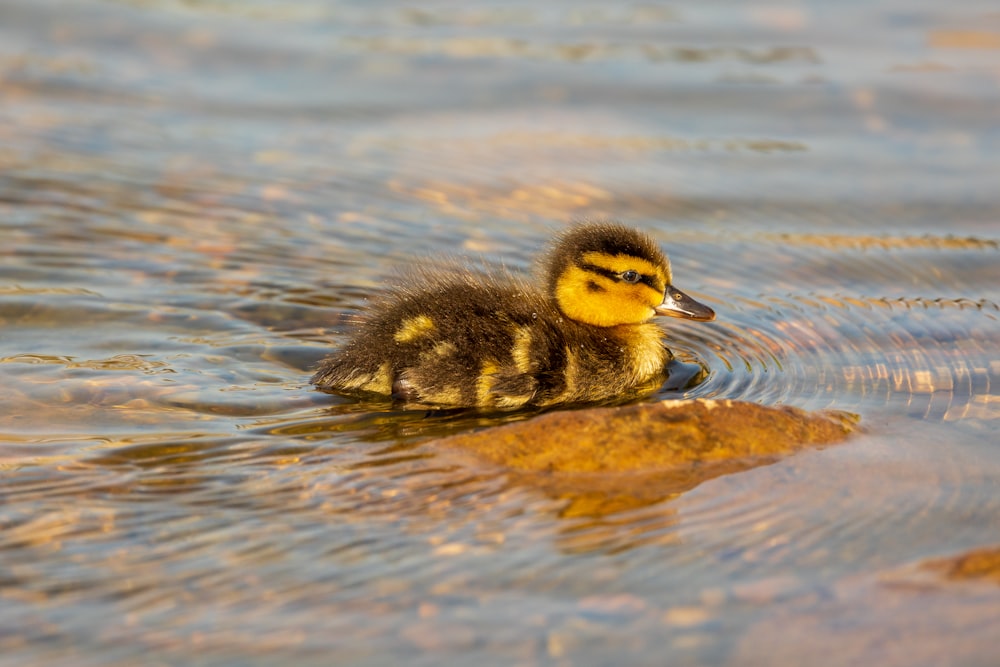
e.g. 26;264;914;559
1;1;998;665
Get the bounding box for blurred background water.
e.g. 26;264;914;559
1;1;998;665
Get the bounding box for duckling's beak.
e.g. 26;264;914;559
655;286;716;321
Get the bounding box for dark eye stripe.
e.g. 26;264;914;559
580;263;661;291
638;274;660;290
580;263;620;281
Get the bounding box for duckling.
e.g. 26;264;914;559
312;221;715;409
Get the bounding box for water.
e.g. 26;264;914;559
1;1;998;665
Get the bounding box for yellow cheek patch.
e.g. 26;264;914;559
581;252;669;284
555;265;658;327
394;315;436;343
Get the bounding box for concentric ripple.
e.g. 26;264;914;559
662;235;999;422
672;293;997;419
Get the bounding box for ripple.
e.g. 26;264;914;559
0;353;172;374
669;292;999;419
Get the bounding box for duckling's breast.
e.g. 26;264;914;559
618;322;671;383
527;320;668;407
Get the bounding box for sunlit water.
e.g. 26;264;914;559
1;1;998;665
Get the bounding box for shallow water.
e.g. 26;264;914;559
1;1;999;665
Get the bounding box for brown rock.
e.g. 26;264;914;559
438;399;857;473
435;399;858;517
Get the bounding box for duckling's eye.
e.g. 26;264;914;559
620;270;641;284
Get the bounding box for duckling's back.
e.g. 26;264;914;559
314;270;542;407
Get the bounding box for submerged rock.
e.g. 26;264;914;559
435;399;858;516
439;398;857;472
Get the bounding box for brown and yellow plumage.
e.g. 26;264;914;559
312;222;715;409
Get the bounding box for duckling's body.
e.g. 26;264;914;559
312;222;715;409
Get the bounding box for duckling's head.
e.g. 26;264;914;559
545;222;715;327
